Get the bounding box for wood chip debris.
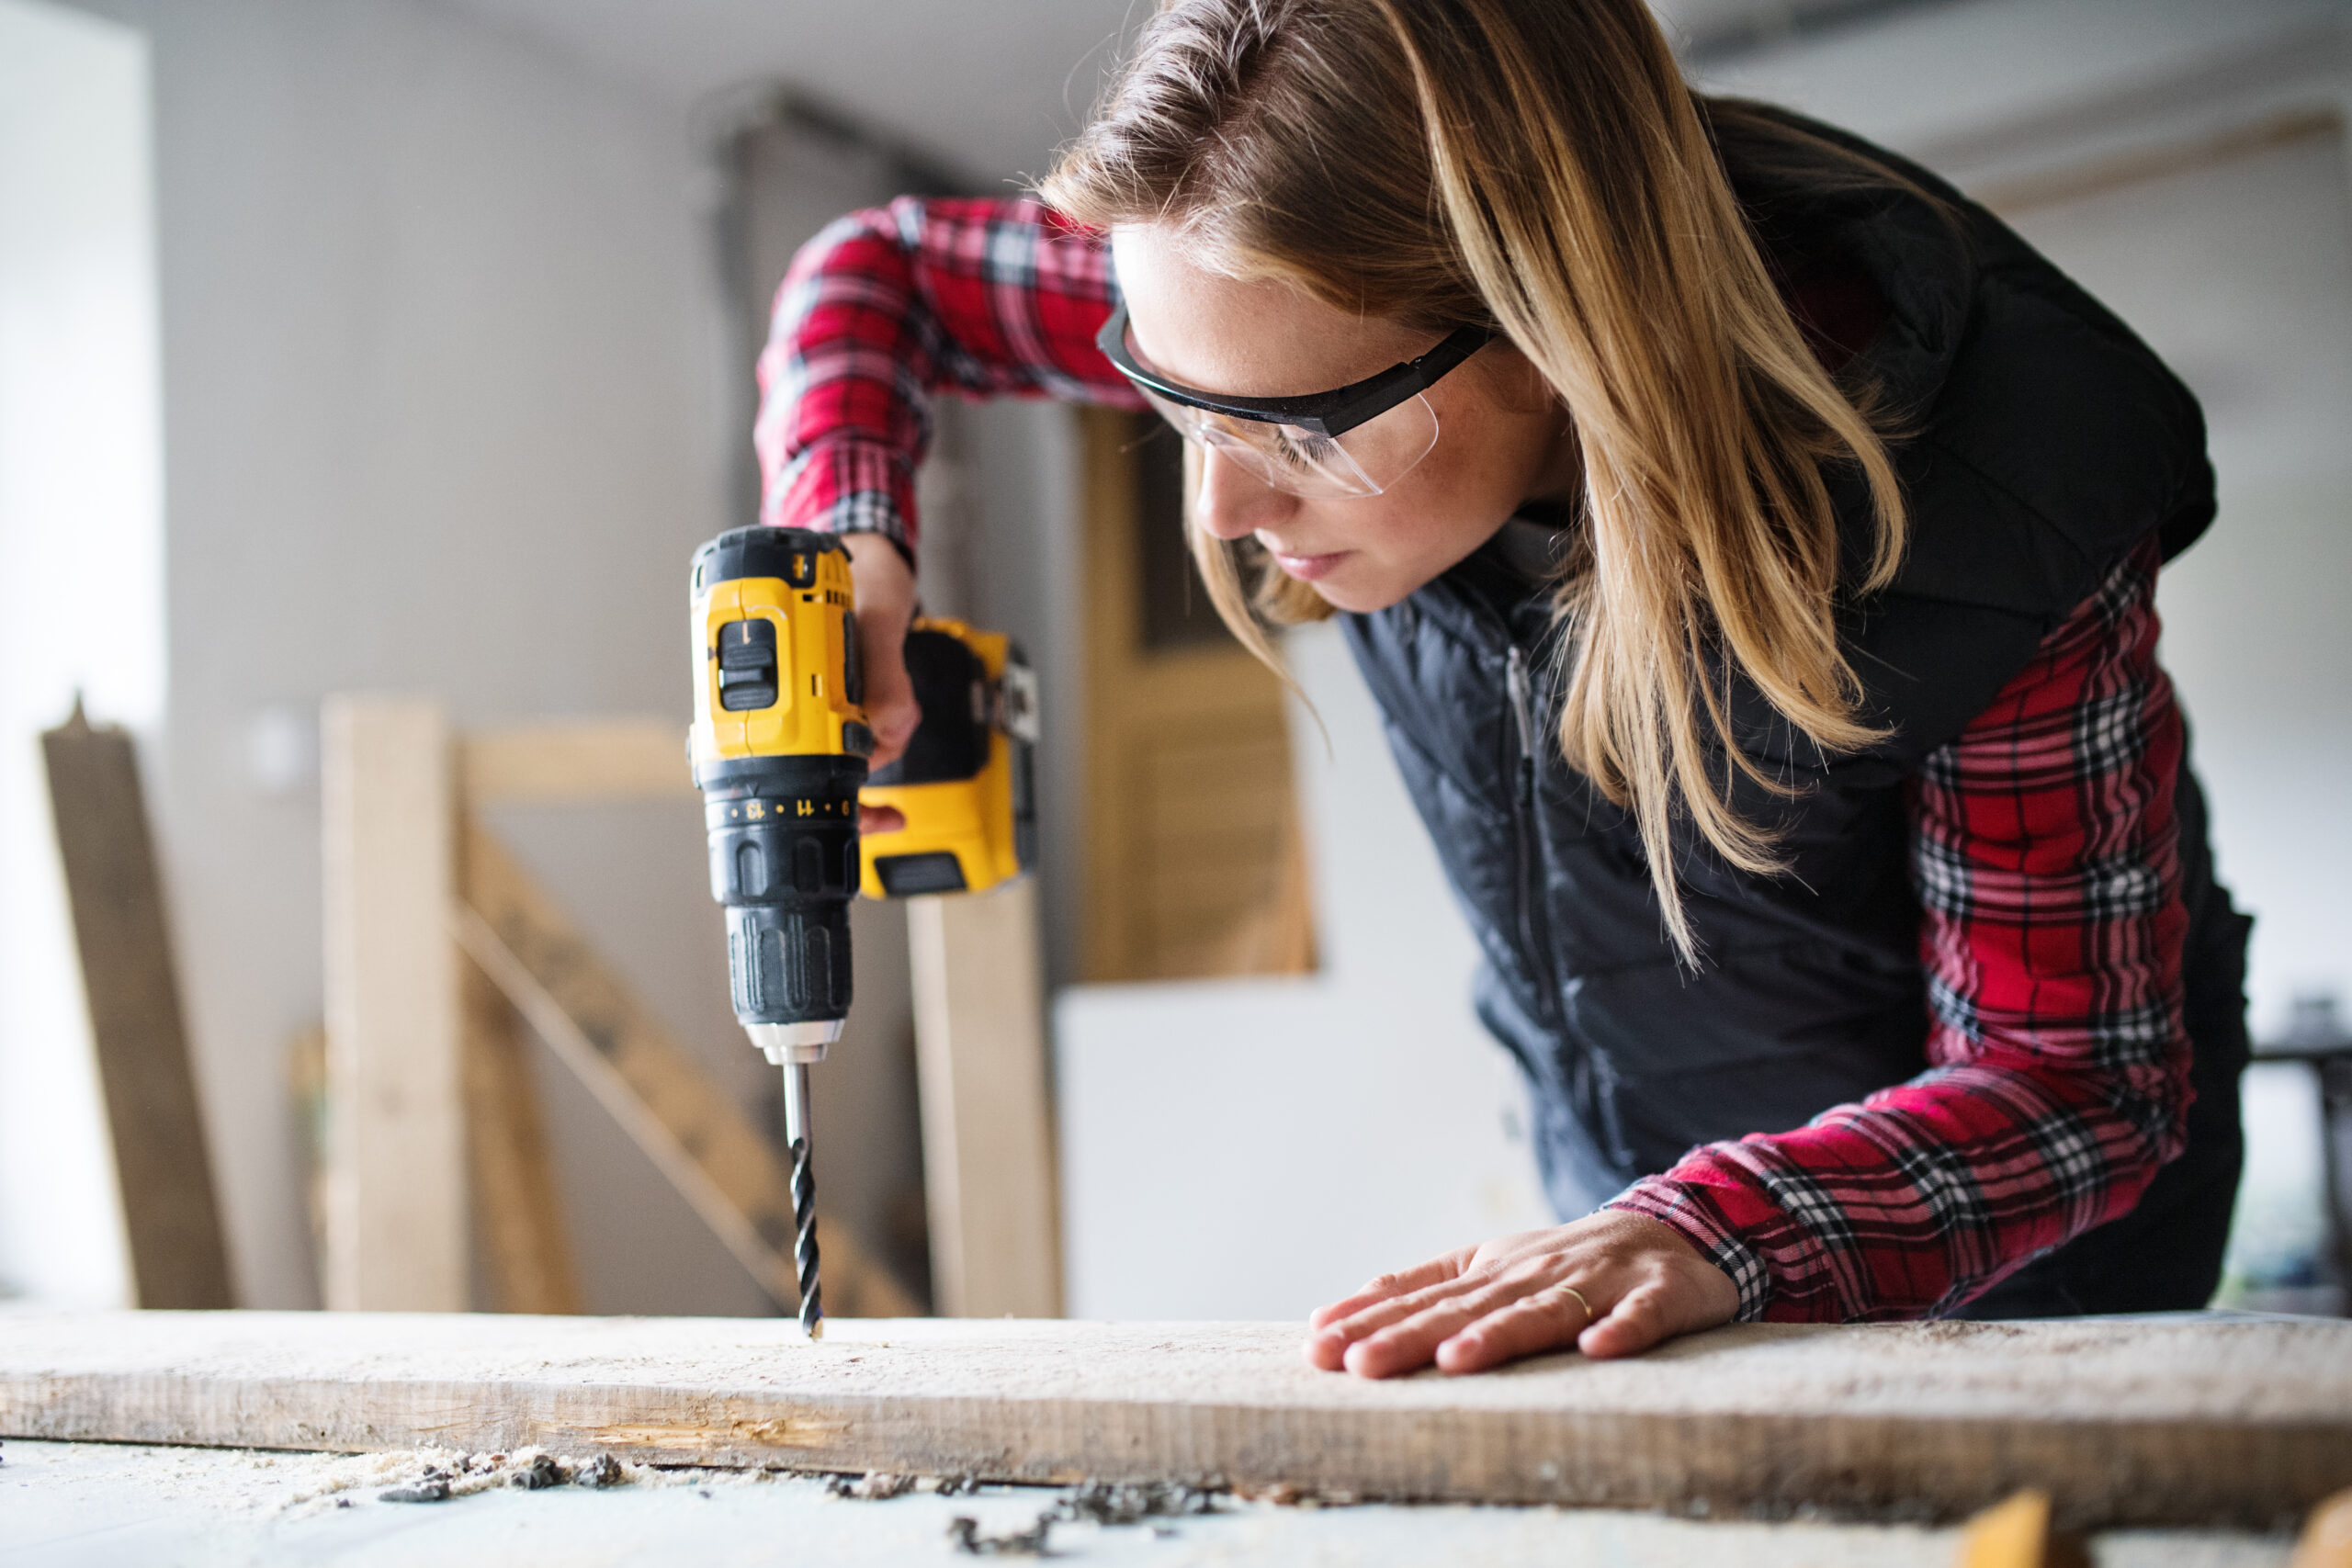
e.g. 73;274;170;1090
947;1512;1055;1556
377;1449;632;1503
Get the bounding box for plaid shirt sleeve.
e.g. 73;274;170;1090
1608;539;2193;1321
752;195;1145;558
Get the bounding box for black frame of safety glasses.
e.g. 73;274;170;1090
1095;301;1494;439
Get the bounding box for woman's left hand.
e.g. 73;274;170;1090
1304;1210;1741;1377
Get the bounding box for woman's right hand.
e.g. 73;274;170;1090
842;532;917;835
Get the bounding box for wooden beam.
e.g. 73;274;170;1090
1975;106;2344;216
458;950;582;1315
906;877;1061;1318
39;701;234;1310
5;1313;2349;1526
320;696;466;1312
458;719;693;807
454;823;916;1319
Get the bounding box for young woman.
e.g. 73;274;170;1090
755;0;2252;1375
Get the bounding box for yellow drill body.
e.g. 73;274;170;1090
689;527;1035;1336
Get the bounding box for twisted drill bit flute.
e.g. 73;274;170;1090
781;1061;822;1337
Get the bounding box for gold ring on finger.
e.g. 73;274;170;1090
1562;1284;1595;1325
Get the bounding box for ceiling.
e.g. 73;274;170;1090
438;0;1147;182
436;0;1947;182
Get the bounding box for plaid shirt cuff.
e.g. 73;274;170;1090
760;434;918;553
1605;1186;1772;1321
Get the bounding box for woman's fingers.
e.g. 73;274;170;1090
841;534;919;773
858;803;906;836
1305;1213;1741;1379
1577;1280;1682;1360
1339;1272;1548;1379
857;646;920;769
1433;1281;1600;1375
1306;1253;1469;1331
1304;1253;1476;1370
1306;1282;1465;1368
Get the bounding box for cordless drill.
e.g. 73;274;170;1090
689;525;1034;1336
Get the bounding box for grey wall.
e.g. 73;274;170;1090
44;0;1089;1314
59;0;757;1312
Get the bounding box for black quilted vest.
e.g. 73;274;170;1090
1341;115;2252;1315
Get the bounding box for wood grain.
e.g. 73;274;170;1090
454;823;916;1319
4;1313;2348;1526
906;878;1061;1317
458;952;582;1315
39;703;234;1310
321;697;467;1312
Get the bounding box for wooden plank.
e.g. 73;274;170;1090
458;719;694;806
454;822;916;1319
458;951;582;1315
320;696;466;1312
4;1313;2349;1526
39;702;234;1310
906;877;1061;1318
1975;106;2343;216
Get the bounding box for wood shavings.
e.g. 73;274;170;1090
827;1470;914;1500
947;1511;1055;1555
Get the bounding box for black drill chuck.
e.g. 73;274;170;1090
698;752;865;1043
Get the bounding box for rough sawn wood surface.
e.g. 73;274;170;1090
5;1312;2347;1527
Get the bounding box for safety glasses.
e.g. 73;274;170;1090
1095;300;1493;499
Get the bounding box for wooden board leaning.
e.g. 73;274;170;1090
39;703;234;1310
5;1312;2347;1528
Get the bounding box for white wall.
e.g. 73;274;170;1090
54;0;761;1312
1057;624;1549;1321
0;0;163;1306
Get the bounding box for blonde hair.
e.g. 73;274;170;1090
1043;0;1909;961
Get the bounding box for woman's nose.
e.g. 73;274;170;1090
1192;448;1292;541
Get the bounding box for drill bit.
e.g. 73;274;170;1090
780;1061;823;1338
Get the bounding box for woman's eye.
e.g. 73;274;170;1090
1271;431;1341;468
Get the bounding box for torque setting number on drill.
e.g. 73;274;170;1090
717;797;854;825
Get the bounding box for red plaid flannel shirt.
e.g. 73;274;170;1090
755;197;2195;1323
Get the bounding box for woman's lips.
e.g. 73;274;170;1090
1271;548;1350;582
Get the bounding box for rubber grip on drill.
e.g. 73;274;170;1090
725;901;854;1024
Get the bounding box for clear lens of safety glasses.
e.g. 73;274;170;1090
1138;386;1441;500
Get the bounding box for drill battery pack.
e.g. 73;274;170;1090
859;615;1037;899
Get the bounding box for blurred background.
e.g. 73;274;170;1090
3;0;2346;1322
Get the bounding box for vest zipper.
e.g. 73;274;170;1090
1504;647;1561;1032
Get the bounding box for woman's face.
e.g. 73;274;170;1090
1111;224;1577;615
